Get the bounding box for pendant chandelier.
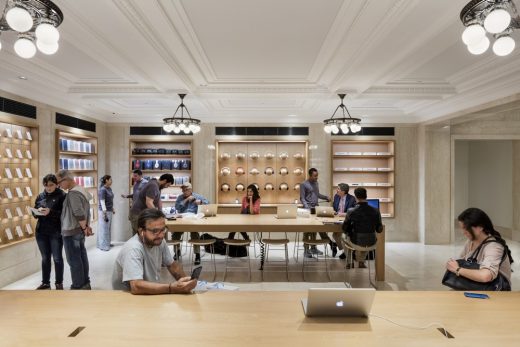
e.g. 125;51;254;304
162;94;201;134
0;0;64;58
460;0;520;56
323;94;362;134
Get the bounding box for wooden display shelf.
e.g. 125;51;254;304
333;169;394;173
131;154;191;158
141;170;191;173
333;155;394;159
59;150;96;156
0;236;35;250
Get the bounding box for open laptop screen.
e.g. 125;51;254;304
367;199;380;210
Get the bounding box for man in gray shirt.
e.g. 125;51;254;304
300;167;331;258
113;208;197;294
56;170;93;289
129;173;174;235
122;169;148;218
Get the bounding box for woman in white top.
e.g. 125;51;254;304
446;208;513;290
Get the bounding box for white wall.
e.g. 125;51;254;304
467;141;512;230
454;141;469;218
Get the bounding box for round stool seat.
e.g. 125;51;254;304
167;239;182;246
263;238;289;245
223;239;251;246
188;239;216;246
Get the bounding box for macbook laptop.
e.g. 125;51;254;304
316;206;335;217
275;205;298;219
197;204;218;217
301;288;376;317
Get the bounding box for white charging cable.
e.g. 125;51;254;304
369;313;449;337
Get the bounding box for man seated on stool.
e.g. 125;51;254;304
342;187;383;269
112;209;196;295
172;183;209;265
331;183;356;258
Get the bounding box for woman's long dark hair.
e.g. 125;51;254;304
458;208;514;264
247;184;260;203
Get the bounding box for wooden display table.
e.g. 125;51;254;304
166;215;385;280
1;290;518;346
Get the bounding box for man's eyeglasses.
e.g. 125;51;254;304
145;227;168;235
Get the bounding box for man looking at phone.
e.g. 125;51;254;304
113;208;196;294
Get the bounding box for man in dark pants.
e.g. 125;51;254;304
331;183;356;258
122;169;148;234
300;167;330;258
342;187;383;268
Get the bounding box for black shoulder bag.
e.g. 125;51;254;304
442;239;511;291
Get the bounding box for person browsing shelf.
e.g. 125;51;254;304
98;175;114;251
228;184;261;240
172;183;209;265
331;183;356;258
129;174;174;235
32;174;66;290
112;209;196;295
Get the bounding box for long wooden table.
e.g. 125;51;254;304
166;214;385;280
2;290;518;346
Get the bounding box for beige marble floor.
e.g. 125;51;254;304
3;239;518;291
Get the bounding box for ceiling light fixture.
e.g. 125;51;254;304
162;94;201;135
0;0;63;58
323;94;362;135
460;0;520;56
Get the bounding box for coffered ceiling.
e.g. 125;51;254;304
1;0;520;125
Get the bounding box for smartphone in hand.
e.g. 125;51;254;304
191;266;202;280
464;292;489;299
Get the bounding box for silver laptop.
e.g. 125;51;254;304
275;205;298;219
316;206;335;217
301;288;375;317
197;204;218;217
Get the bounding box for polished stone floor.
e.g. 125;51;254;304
3;238;519;291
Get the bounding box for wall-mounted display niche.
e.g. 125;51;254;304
129;140;192;209
0;121;38;248
216;141;308;205
56;130;98;223
331;140;395;218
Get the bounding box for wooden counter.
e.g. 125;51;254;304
1;290;518;347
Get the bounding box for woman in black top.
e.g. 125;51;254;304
33;174;66;290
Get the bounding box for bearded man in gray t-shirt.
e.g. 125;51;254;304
112;209;196;294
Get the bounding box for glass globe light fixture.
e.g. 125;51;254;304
14;36;36;58
484;8;511;34
6;6;33;33
462;24;486;45
492;35;515;56
162;94;201;135
323;94;364;135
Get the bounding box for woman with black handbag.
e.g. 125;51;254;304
444;208;513;291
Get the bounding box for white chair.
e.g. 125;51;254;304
342;238;377;288
261;232;289;281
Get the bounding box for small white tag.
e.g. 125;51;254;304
25;224;33;235
4;188;13;199
5;148;12;158
16;207;23;217
5;209;13;219
26;187;33;197
26;131;32;140
15;226;23;237
6;128;12;138
16;149;23;159
15;187;23;198
5;228;13;240
16;129;23;139
25;168;33;178
5;168;12;179
15;168;23;179
26;150;32;159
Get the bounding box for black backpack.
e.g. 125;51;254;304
200;233;248;257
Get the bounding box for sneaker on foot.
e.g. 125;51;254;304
55;283;64;290
345;262;354;269
330;242;338;257
310;247;323;255
338;252;347;260
304;250;313;258
194;254;201;265
81;282;92;290
358;262;367;268
36;283;51;290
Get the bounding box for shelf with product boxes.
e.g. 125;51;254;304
216;140;308;205
331;140;395;218
55;130;98;223
129;140;193;208
0;120;38;248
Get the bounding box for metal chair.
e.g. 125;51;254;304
166;238;183;263
223;238;252;281
187;238;217;281
261;232;290;281
342;238;377;288
301;239;330;281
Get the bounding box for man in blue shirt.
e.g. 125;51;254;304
300;168;331;258
172;183;209;265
